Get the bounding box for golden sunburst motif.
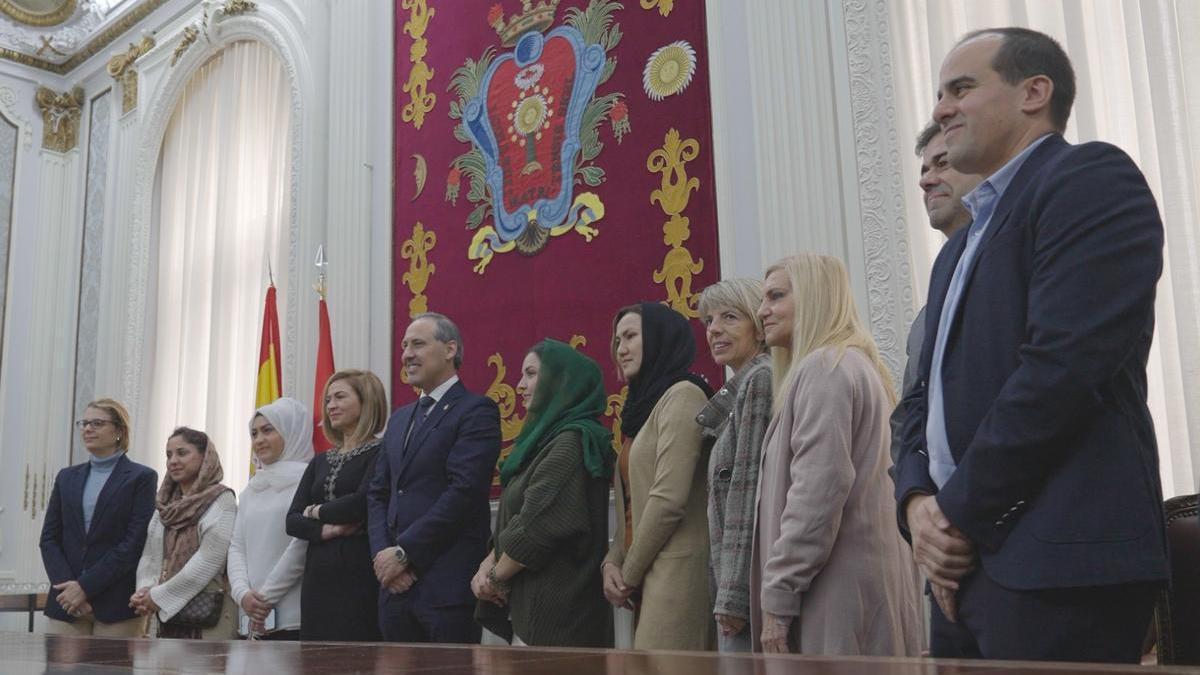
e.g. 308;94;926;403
643;41;696;102
513;95;549;136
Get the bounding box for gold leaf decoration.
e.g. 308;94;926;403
34;86;84;152
170;24;198;67
569;334;587;349
647;128;704;317
605;385;629;453
401;0;436;129
639;0;673;17
486;353;526;444
401;222;436;317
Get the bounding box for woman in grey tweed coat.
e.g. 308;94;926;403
694;279;772;653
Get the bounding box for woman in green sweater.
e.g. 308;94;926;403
471;339;614;647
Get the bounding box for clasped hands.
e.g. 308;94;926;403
240;590;274;634
470;557;509;607
373;547;417;594
53;581;93;618
128;587;160;616
601;561;636;610
905;494;976;623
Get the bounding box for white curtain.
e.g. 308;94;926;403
138;40;291;494
889;1;1200;498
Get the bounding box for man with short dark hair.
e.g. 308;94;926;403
367;312;501;643
889;121;982;472
893;27;1167;662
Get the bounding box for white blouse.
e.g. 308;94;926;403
136;491;237;622
226;462;308;632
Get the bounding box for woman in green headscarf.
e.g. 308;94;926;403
471;339;614;647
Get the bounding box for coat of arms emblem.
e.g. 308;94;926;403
447;0;626;273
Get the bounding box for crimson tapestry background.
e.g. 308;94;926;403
392;0;722;482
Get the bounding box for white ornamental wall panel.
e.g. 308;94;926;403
705;0;912;386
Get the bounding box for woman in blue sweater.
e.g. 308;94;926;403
39;398;157;635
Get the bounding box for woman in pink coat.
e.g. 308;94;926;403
751;253;921;656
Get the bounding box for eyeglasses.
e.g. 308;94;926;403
75;419;112;430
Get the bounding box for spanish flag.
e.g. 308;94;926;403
253;284;283;474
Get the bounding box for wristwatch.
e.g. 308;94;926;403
393;545;408;565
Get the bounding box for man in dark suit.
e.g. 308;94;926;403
40;401;157;635
894;27;1168;662
368;312;501;643
889;121;982;474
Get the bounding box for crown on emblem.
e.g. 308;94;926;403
489;0;560;47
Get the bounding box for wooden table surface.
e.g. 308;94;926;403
4;632;1198;674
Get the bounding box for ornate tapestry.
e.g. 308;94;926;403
392;0;721;490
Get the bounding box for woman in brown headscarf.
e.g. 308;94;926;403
130;427;238;639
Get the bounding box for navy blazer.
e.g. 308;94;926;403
39;454;157;623
367;380;501;608
894;134;1169;591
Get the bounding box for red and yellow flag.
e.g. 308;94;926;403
253;284;283;474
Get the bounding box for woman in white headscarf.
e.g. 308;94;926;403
227;397;314;639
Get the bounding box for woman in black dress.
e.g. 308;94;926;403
286;369;388;641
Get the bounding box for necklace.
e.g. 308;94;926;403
323;439;380;502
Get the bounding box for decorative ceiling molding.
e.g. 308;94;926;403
0;0;166;75
0;0;78;28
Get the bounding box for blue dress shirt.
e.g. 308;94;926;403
925;134;1052;488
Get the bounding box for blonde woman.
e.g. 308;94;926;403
41;398;156;636
752;254;921;655
694;279;771;652
286;369;388;641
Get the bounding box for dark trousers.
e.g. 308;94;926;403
930;570;1157;663
378;593;480;644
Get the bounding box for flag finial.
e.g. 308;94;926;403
313;245;328;299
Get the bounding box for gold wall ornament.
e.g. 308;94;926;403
569;334;587;349
639;0;673;17
486;353;526;443
222;0;257;16
400;0;436;129
647;128;704;317
605;385;628;453
0;0;76;27
107;35;156;114
35;85;84;152
170;24;199;67
401;221;436;317
36;35;67;57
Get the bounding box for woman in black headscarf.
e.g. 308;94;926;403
601;303;715;651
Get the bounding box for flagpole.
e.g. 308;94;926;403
312;245;335;453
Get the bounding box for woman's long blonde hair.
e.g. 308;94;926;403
765;254;896;409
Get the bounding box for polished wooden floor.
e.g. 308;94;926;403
5;632;1198;674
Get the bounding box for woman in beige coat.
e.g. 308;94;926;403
602;302;715;651
752;254;921;656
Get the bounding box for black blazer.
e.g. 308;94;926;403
894;134;1169;591
39;454;157;623
367;380;501;609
